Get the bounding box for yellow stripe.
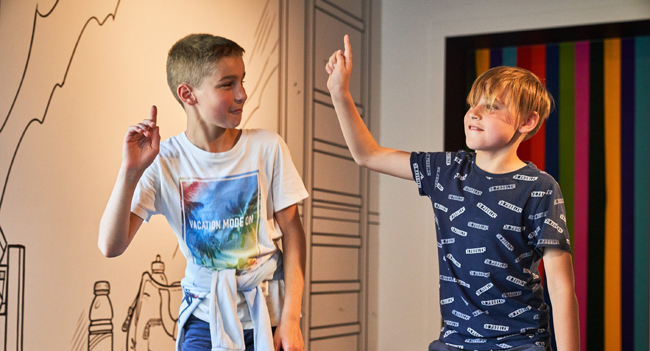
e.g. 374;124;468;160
475;49;490;77
604;38;621;351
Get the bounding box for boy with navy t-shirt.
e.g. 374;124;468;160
325;35;579;351
412;150;570;349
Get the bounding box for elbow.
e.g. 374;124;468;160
98;220;127;258
97;229;125;258
354;155;369;168
352;151;374;168
351;144;382;169
98;241;123;258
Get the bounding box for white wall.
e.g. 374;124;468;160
376;1;650;350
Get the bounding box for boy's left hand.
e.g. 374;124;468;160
273;319;304;351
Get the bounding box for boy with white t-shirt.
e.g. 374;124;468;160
99;34;308;351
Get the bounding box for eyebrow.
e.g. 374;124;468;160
219;73;246;81
483;96;504;105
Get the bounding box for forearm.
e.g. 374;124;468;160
274;205;307;324
329;90;379;167
280;227;306;324
330;90;412;179
543;248;580;351
98;166;142;257
549;285;580;351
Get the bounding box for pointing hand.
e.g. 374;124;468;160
326;34;353;96
122;105;160;174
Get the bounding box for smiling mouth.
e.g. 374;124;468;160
468;126;483;131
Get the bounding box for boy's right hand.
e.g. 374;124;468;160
122;105;160;175
325;34;352;97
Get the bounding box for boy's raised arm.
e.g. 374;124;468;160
542;247;580;351
326;35;412;180
98;106;160;257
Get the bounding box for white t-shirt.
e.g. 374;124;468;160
131;129;308;327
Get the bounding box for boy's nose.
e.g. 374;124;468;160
469;107;481;119
235;87;247;104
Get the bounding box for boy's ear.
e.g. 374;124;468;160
177;83;196;105
518;111;539;134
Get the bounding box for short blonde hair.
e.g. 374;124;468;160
466;66;553;140
166;34;245;105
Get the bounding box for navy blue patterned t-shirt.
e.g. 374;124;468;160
411;150;571;350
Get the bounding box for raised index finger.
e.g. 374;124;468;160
343;34;352;67
150;105;157;124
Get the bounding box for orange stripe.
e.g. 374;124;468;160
476;49;490;77
604;38;621;351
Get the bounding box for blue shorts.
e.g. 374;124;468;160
181;315;278;351
429;340;551;351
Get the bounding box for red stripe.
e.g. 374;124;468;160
517;46;533;162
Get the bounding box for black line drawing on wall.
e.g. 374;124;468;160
1;0;281;349
240;0;280;128
0;2;121;349
121;255;181;351
72;310;89;351
89;281;114;351
85;255;181;351
0;0;122;228
0;245;26;351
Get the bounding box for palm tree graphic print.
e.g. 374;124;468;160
181;171;260;270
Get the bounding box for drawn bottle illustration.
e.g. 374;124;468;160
123;255;181;350
150;255;168;285
89;281;113;351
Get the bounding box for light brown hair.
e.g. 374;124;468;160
466;66;553;140
166;34;245;105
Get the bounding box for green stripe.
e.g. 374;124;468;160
558;42;575;243
634;36;650;351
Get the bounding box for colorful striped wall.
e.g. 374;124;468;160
472;37;649;351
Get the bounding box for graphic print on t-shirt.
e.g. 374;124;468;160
180;171;260;271
411;151;572;349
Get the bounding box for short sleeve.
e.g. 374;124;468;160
411;151;449;197
130;159;162;222
411;152;430;196
531;180;572;255
271;136;309;212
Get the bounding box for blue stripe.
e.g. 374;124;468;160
634;35;650;351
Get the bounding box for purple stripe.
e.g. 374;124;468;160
490;48;503;67
545;45;560;180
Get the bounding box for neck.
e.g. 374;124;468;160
186;124;241;153
475;150;526;174
474;135;527;174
